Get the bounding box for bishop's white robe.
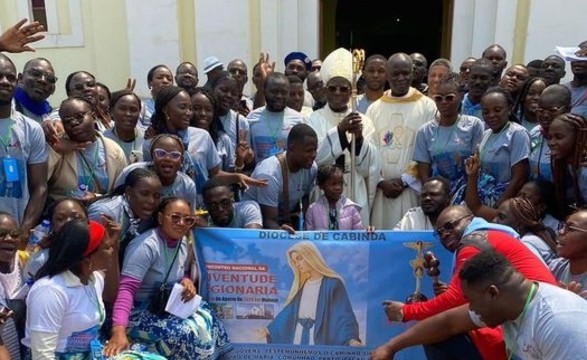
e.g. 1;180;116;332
307;106;380;225
366;88;437;229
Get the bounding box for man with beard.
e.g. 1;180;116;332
367;53;437;229
228;59;253;116
458;57;476;91
394;177;451;231
202;178;262;228
540;54;566;86
462;59;493;119
247;73;305;163
371;250;587;360
378;205;556;360
13;58;56;122
357;54;387;114
481;44;508;86
174;62;198;95
0;54;48;247
243;124;318;233
499;64;529;103
563;40;587;116
410;53;428;95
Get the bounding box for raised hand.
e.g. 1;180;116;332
465;146;480;177
0;19;45;53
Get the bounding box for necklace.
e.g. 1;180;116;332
503;282;537;360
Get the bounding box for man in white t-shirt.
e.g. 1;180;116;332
370;250;587;360
202;178;262;229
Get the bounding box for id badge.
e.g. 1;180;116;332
2;157;19;182
90;339;104;360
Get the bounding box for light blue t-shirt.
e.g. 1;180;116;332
461;94;482;120
137;98;154;131
87;195;153;237
479;122;530;184
528;125;552;182
564;81;587;117
0;112;48;224
243;153;317;221
122;229;189;305
356;94;375;115
413;115;484;196
217;131;235;172
247;107;305;163
103;127;145;164
564;165;587;208
114;161;198;210
219;109;250;149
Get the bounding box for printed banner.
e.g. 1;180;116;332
194;229;453;360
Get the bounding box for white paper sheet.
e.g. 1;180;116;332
165;283;202;319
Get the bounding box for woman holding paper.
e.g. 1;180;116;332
259;241;361;346
105;197;231;360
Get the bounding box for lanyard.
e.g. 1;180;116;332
113;127;137;153
504;282;537;360
266;110;284;147
0;119;14;153
78;139;102;189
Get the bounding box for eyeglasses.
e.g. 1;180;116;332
327;85;350;93
536;106;564;115
164;213;197;226
432;94;457;103
558;222;587;235
0;229;20;240
26;69;58;84
71;80;97;92
436;215;472;237
153;148;182;161
206;199;233;211
62;111;93;126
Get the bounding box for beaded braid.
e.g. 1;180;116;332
551;113;587;215
509;197;557;252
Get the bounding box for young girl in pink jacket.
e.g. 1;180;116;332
305;165;363;230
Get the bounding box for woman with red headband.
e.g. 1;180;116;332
22;219;116;358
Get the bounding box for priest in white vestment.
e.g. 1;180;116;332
366;53;437;229
306;48;380;225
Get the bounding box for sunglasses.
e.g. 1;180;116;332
327;85;350;93
26;68;58;84
0;229;20;240
558;222;587;235
62;111;93;126
164;213;197;226
432;94;457;103
436;215;472;236
153;148;182;161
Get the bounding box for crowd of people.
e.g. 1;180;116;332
0;18;586;360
